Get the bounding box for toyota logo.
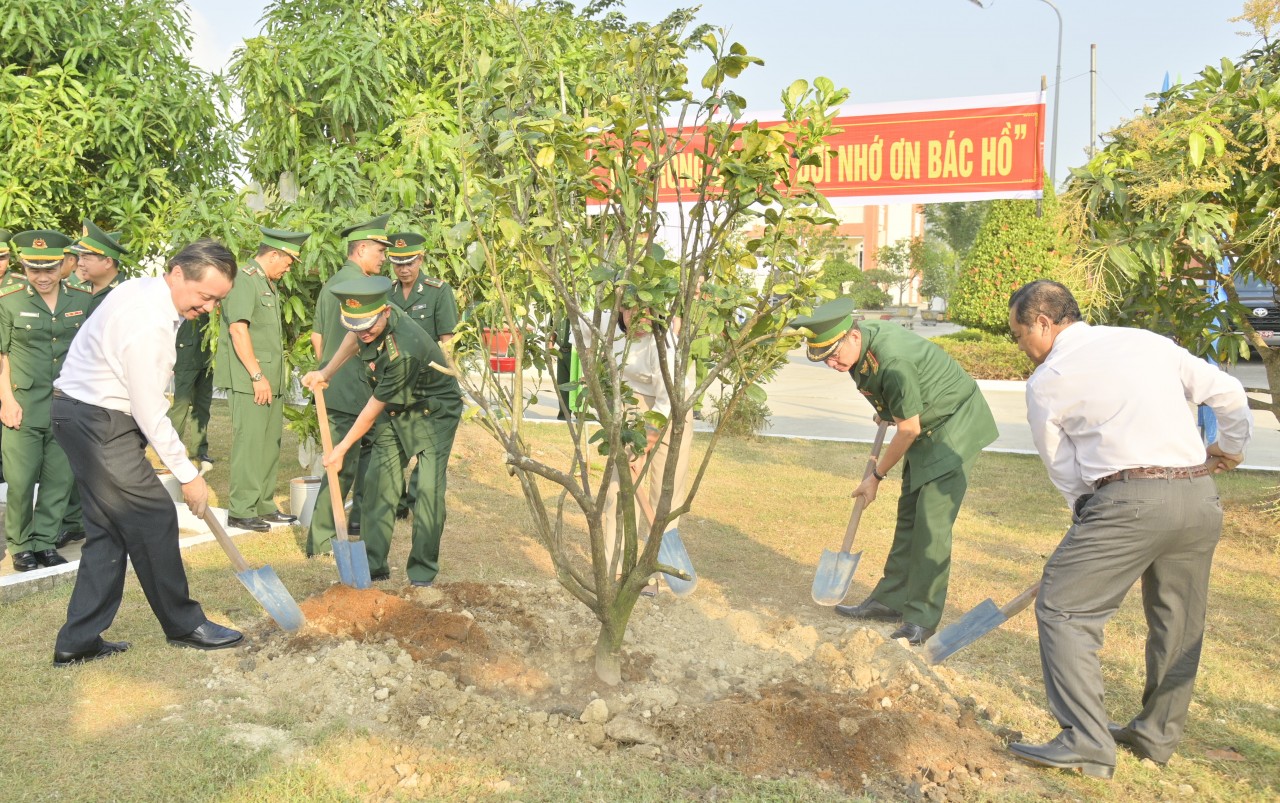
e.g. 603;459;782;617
1254;308;1270;317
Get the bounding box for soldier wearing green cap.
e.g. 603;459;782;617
306;215;392;556
70;221;127;313
790;296;998;645
387;231;459;518
0;228;21;486
214;226;311;532
302;275;463;585
0;230;94;571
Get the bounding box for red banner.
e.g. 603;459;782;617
634;93;1044;207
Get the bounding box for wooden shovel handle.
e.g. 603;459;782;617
203;508;252;574
1000;580;1041;617
838;421;891;553
313;387;350;541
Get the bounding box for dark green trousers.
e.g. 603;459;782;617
228;392;284;518
169;367;212;457
306;407;371;556
361;408;460;582
2;423;76;551
869;458;975;630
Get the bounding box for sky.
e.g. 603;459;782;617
184;0;1259;186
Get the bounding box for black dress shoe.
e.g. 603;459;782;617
261;511;297;524
34;549;69;568
54;639;131;667
227;516;271;532
1109;723;1168;766
55;529;86;549
1009;740;1115;780
395;506;411;520
834;597;901;620
890;622;935;645
370;570;390;582
196;453;215;464
167;621;244;651
11;551;39;572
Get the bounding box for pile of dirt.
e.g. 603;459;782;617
204;581;1025;800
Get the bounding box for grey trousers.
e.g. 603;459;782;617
51;395;207;652
1036;474;1221;764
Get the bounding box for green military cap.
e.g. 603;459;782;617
789;297;857;361
0;229;11;256
332;275;395;332
71;219;129;261
260;225;311;258
13;230;73;269
339;214;392;246
387;232;425;264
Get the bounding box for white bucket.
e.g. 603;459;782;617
290;476;323;528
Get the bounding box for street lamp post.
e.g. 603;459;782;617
968;0;1063;186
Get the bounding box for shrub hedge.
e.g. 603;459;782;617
930;330;1034;380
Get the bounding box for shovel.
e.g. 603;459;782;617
811;420;890;606
202;508;305;632
924;580;1041;664
315;387;372;589
630;464;697;597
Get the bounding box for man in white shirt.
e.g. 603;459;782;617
49;240;246;666
1006;280;1252;779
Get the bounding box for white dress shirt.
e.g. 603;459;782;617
1026;322;1253;507
55;277;198;483
614;328;694;419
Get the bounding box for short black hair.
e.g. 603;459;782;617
256;244;286;259
1009;280;1082;326
171;239;237;283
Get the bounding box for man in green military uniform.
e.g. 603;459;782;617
169;312;214;464
386;231;458;518
0;229;22;487
791;297;999;644
306;215;391;556
303;275;463;585
215;226;311;532
0;231;95;571
53;222;129;549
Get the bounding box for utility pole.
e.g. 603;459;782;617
1090;44;1097;158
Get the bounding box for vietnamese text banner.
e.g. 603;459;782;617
638;92;1044;207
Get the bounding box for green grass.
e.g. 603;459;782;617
0;405;1276;801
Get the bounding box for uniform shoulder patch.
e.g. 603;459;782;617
386;334;400;361
65;281;93;294
423;277;444;288
0;283;24;298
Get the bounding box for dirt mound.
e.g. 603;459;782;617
206;581;1021;799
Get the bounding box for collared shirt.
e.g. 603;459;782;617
612;325;693;419
387;272;459;342
55;277;198;483
1026;322;1253;507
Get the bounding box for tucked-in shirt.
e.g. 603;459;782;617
54;277;198;483
1026;322;1253;507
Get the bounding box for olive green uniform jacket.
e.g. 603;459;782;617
387;274;458;342
0;281;93;550
214;260;287;519
849;321;998;630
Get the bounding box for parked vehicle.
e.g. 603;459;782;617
1236;277;1280;348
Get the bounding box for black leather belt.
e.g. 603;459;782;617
1096;465;1209;489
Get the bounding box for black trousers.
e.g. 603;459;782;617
51;395;206;652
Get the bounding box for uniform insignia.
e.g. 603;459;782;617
66;282;92;294
423;277;444;288
33;238;47;249
0;284;23;298
19;311;39;317
81;224;89;235
345;298;361;309
63;310;84;318
859;351;879;376
386;334;400;361
368;361;377;372
395;238;407;247
411;303;428;311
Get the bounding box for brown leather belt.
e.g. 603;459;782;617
1096;465;1210;489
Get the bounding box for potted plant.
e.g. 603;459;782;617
283;334;324;525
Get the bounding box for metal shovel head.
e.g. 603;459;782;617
811;548;862;606
657;528;697;597
923;599;1004;664
333;538;372;590
234;565;306;633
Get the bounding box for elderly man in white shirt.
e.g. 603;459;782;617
49;240;246;666
1005;280;1252;780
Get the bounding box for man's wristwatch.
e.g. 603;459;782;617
872;467;887;481
250;371;264;382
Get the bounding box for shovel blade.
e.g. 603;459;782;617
811;548;862;606
657;528;697;597
333;538;372;590
235;565;306;632
923;599;1005;664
